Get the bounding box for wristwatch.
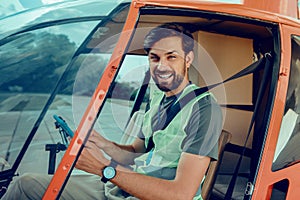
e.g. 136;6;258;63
101;159;118;183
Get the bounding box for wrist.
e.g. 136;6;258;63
101;159;118;183
103;157;110;167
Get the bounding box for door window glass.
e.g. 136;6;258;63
94;55;149;143
273;35;300;171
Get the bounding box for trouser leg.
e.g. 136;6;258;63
105;182;139;200
2;173;106;200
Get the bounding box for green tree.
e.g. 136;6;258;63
0;31;76;93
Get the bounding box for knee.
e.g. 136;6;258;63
21;173;50;189
7;173;50;199
17;173;38;190
2;174;37;200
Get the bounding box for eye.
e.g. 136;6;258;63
149;55;159;62
168;55;177;60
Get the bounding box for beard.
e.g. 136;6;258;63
152;67;186;92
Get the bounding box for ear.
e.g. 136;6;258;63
185;51;194;68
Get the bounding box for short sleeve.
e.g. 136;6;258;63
181;95;223;160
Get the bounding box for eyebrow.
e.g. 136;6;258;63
149;50;179;57
166;50;179;55
149;52;158;57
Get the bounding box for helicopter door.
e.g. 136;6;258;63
252;25;300;200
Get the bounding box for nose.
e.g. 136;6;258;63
157;58;169;71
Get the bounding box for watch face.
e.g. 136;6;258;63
103;166;116;179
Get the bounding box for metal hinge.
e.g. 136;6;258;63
245;182;254;196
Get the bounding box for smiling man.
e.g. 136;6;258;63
2;23;222;200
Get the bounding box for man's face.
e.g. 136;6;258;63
148;36;193;96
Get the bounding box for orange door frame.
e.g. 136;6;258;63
42;2;140;199
252;24;300;199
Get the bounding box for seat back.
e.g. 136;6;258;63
201;130;232;199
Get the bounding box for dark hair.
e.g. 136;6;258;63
144;22;194;54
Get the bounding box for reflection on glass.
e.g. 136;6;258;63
0;0;122;37
95;55;149;143
273;36;300;171
0;22;97;172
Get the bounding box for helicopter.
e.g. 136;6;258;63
0;0;300;199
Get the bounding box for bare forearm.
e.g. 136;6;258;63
111;168;194;200
107;153;210;200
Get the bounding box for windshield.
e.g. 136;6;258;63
0;0;127;38
0;0;130;177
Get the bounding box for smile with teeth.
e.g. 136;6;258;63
156;73;173;80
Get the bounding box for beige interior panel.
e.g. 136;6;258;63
195;31;253;104
191;31;253;146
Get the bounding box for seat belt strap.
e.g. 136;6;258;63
224;54;272;199
161;56;266;131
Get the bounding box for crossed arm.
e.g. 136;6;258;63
75;130;210;200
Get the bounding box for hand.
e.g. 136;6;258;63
75;134;109;176
88;130;109;150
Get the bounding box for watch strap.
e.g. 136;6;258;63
109;159;118;168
